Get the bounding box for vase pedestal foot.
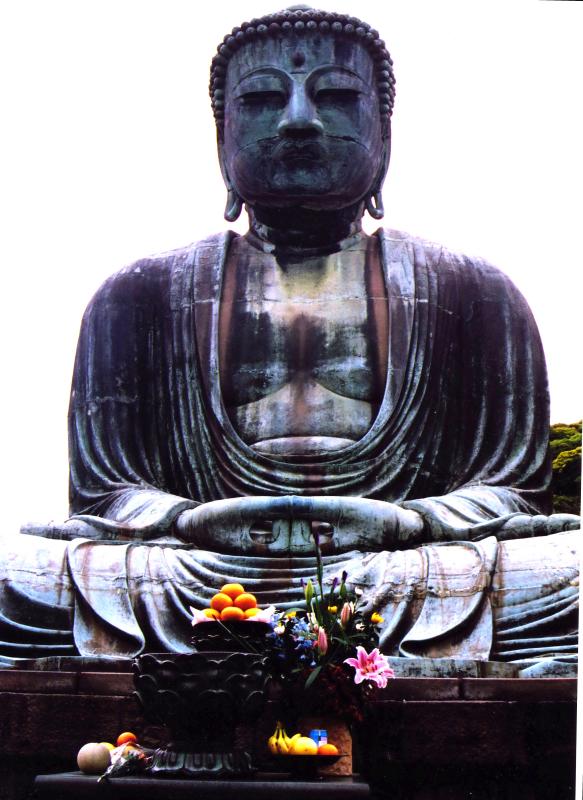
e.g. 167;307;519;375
148;746;255;777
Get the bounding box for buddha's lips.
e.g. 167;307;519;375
273;140;327;162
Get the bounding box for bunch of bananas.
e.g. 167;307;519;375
267;721;302;754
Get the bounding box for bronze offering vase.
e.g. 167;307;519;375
190;620;272;653
133;649;272;777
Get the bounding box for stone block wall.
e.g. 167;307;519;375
0;669;576;800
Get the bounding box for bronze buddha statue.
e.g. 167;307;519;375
1;7;578;670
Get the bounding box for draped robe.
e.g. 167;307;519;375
1;229;578;664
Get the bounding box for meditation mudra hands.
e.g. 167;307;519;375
173;496;579;555
174;495;426;555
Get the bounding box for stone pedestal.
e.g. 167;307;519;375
0;661;577;800
34;772;371;799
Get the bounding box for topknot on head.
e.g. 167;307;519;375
209;6;395;138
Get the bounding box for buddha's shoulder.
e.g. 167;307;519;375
86;233;232;307
381;227;523;296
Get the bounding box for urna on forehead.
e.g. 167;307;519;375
225;29;376;81
210;7;395;133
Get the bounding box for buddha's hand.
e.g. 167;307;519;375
174;496;425;555
495;512;581;540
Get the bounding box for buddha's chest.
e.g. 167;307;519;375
218;237;388;447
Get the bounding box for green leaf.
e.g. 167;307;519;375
304;665;322;690
305;579;314;607
313;599;324;627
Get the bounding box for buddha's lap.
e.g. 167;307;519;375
3;529;578;628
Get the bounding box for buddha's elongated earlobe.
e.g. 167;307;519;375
365;191;385;220
224;187;243;222
365;135;391;221
218;141;243;222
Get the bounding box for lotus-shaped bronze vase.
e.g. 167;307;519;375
190;620;272;653
133;650;272;777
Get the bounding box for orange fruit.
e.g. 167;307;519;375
234;592;257;611
116;731;138;746
220;606;245;621
203;608;220;619
318;743;339;755
244;607;260;618
210;592;233;612
220;583;245;600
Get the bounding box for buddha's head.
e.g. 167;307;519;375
210;7;395;224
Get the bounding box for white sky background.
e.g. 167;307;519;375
0;0;581;533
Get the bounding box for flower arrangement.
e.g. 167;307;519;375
189;535;395;724
262;540;395;723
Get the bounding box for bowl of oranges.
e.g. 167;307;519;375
191;583;273;653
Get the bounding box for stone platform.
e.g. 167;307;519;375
0;660;577;800
34;772;371;800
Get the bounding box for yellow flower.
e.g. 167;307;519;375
371;612;384;624
285;610;297;618
328;605;338;614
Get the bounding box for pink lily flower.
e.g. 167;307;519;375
340;601;354;627
317;626;329;656
344;646;395;688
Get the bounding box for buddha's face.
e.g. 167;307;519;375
221;32;386;210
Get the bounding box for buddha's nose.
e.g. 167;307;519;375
277;85;323;137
